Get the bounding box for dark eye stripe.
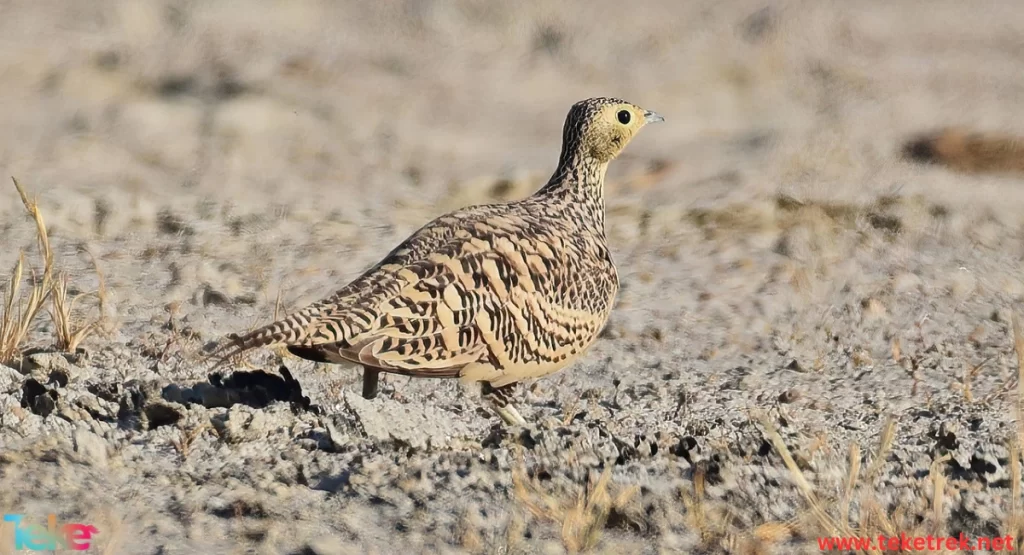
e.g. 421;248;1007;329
617;110;631;124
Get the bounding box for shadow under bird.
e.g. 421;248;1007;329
210;97;664;425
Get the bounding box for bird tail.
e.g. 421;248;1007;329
205;305;321;369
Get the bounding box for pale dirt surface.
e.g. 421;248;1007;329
2;1;1024;554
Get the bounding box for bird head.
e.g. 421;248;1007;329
560;97;664;165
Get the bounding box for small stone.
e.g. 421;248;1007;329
59;403;93;422
322;416;349;451
0;364;22;391
201;285;232;307
8;404;26;420
27;352;71;373
950;270;976;299
88;382;121;403
784;359;805;373
641;325;664;342
73;429;108;467
216;405;272;443
74;393;112;420
860;298;887;320
778;389;801;404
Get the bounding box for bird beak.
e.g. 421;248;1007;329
643;110;665;124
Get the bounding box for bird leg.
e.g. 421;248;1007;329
362;367;381;399
481;382;526;426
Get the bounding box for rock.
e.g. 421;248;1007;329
950;270;976;299
214;405;272;443
200;284;232;307
0;395;25;422
342;389;468;449
120;380;179;429
783;359;806;373
88;382;121;403
20;378;58;417
0;364;23;392
73;392;113;420
26;352;71;373
16;353;84;387
321;415;348;452
58;402;95;422
778;389;801;404
73;428;108;467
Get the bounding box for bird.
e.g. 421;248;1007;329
209;97;664;426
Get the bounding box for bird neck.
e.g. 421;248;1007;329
536;153;609;230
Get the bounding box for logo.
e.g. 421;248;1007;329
2;514;98;551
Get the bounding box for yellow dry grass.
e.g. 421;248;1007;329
1007;313;1024;552
726;314;1024;555
0;177;107;364
512;462;638;553
757;413;875;554
503;368;1024;555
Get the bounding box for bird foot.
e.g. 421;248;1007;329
481;381;526;426
493;403;527;427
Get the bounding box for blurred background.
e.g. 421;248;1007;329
2;0;1023;327
3;1;1024;553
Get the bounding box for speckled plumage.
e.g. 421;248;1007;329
212;97;663;424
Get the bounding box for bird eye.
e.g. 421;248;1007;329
617;110;631;125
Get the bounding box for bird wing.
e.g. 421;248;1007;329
301;247;495;375
208;205;550;377
324;227;606;383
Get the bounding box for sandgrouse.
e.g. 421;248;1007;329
211;97;664;425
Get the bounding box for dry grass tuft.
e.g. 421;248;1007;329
1008;312;1024;550
49;269;106;353
757;414;862;550
866;415;897;481
756;411;948;555
0;178;56;364
929;453;949;537
961;356;993;403
748;315;1024;555
1013;313;1024;450
842;442;861;524
0;178;107;364
170;422;210;461
512;463;638;553
1008;439;1022;553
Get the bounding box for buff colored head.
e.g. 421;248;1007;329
560;97;664;164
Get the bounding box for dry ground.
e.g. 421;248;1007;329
3;1;1024;553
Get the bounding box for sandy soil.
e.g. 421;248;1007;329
2;1;1024;553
